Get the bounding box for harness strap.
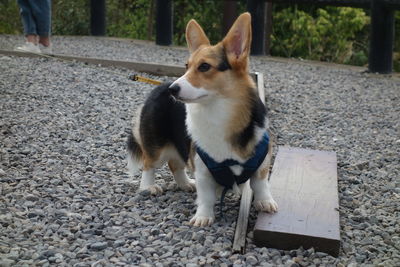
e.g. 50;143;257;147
196;132;270;220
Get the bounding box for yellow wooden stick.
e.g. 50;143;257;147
129;75;162;85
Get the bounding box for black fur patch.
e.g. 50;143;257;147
139;82;191;162
127;131;142;159
235;91;266;148
217;48;232;72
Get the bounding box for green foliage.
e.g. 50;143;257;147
0;0;398;70
107;0;153;40
271;6;369;65
173;0;246;46
173;0;222;46
52;0;90;35
0;0;22;34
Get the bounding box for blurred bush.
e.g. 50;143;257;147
52;0;90;35
0;0;398;71
107;0;152;40
0;0;21;34
271;6;369;65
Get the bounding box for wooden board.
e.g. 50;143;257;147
254;146;340;256
0;49;186;77
232;180;253;253
233;72;265;253
0;49;258;79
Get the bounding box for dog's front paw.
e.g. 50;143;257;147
254;198;278;213
190;215;215;227
177;179;196;192
139;184;163;195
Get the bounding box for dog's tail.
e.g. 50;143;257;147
127;131;143;175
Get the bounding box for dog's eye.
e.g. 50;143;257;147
198;63;211;72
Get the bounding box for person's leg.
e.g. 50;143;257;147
17;0;38;44
31;0;51;47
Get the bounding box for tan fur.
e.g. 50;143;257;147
167;159;179;174
188;143;196;173
186;20;210;53
142;150;162;170
255;133;274;180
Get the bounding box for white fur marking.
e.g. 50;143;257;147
190;155;218;226
140;168;156;189
187;98;249;163
230;165;243;176
127;153;141;175
250;175;278;213
170;75;209;101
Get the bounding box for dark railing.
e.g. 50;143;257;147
90;0;399;74
90;0;106;36
250;0;398;74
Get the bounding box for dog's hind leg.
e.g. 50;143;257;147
168;159;195;192
139;167;163;195
138;154;163;195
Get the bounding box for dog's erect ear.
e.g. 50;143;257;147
186;19;210;53
222;12;252;68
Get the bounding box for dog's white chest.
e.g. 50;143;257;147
186;101;244;163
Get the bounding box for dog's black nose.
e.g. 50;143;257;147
168;84;180;96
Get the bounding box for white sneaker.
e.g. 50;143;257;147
39;44;52;54
14;42;41;54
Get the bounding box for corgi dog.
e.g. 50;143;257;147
127;12;277;226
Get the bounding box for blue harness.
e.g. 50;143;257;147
196;133;270;219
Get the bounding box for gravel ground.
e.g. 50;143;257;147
1;35;399;266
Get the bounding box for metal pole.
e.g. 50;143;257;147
90;0;106;36
369;0;395;74
247;0;266;55
156;0;173;46
222;0;238;36
265;2;273;55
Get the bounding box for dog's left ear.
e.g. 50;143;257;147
222;12;252;68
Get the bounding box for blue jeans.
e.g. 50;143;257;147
18;0;51;36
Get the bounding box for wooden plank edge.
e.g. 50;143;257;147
232;181;253;253
232;72;265;253
253;229;340;257
253;146;340;257
0;49;185;77
0;49;260;78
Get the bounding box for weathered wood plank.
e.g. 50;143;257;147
233;72;266;253
255;72;265;103
232;181;253;253
0;49;186;77
0;49;260;79
254;146;340;256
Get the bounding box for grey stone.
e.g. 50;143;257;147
246;255;258;265
150;228;160;235
285;260;300;267
113;239;125;247
89;242;108;251
0;258;15;267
